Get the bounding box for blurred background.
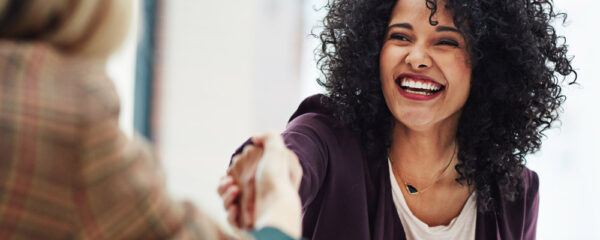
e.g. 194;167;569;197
111;0;599;238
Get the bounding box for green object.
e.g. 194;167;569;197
134;0;157;140
250;227;303;240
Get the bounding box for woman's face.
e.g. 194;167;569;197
380;0;471;131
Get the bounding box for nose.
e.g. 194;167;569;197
404;45;432;71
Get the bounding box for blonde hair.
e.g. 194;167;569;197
0;0;132;58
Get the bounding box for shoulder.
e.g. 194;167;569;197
488;167;540;238
66;57;120;124
495;167;540;219
286;94;339;134
285;94;350;147
0;40;119;133
45;44;120;124
496;167;539;201
288;94;335;122
493;167;540;213
0;41;81;132
521;167;540;199
283;94;365;169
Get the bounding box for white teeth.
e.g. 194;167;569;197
401;80;416;88
400;78;442;91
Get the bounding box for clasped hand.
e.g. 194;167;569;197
218;132;303;238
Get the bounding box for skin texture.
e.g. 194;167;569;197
380;0;471;131
382;0;472;226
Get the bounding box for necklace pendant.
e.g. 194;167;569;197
406;184;419;194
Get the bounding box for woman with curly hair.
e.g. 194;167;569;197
221;0;576;239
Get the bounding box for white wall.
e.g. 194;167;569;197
526;0;600;238
300;0;328;99
158;0;304;230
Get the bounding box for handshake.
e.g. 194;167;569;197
218;132;303;238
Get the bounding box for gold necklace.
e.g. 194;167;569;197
389;142;457;195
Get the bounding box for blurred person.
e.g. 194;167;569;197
220;0;576;239
0;0;301;239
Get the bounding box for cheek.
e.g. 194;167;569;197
440;53;472;93
379;45;393;77
379;45;400;106
454;61;472;95
379;45;393;93
379;44;405;76
454;51;471;78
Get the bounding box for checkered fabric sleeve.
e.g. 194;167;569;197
0;41;235;240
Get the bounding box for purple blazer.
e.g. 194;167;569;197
234;94;539;240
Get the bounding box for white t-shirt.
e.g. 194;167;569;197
388;160;477;240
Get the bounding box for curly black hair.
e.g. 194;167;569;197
316;0;576;212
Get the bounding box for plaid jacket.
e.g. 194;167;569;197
0;41;232;240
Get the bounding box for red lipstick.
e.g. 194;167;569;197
395;73;445;101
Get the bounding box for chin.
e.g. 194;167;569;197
394;112;437;131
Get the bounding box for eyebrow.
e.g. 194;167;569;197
387;23;412;31
387;23;461;34
435;26;461;33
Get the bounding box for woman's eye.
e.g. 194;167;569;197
390;34;409;41
438;40;459;47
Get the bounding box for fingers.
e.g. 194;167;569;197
241;144;253;155
245;201;255;229
242;145;263;163
233;145;263;184
219;176;242;228
217;175;234;196
226;205;240;228
228;145;264;229
251;132;301;191
222;185;240;210
250;132;270;147
226;155;240;175
231;154;240;165
240;177;256;229
227;132;301;231
228;145;262;186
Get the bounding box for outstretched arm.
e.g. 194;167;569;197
220;132;303;239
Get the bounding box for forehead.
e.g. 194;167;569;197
389;0;455;27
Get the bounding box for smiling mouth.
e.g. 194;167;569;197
395;77;445;96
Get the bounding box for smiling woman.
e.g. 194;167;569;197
317;0;575;215
221;0;576;239
380;1;471;130
379;0;475;233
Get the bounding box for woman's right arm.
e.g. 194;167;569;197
280;114;331;208
226;112;331;209
221;113;333;232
